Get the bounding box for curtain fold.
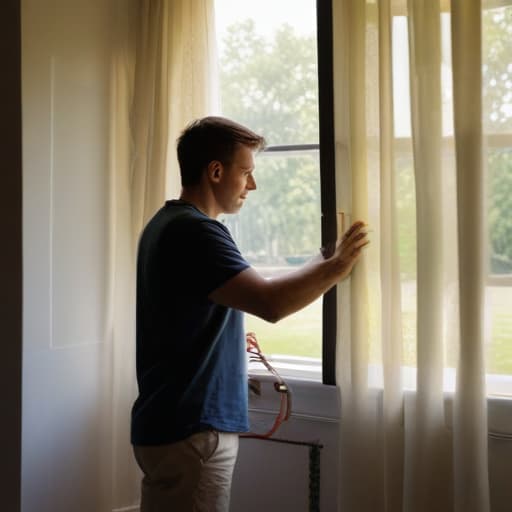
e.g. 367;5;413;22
130;0;169;240
107;1;217;508
108;1;139;506
378;0;405;509
165;0;219;199
336;1;375;510
405;1;453;509
333;0;490;510
451;2;490;511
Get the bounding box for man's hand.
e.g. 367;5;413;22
246;331;259;352
209;221;370;323
330;221;370;280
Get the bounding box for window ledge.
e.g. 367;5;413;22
252;356;512;397
249;356;512;435
250;354;323;382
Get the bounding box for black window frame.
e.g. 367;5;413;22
261;1;337;385
216;0;337;385
314;0;512;386
317;0;337;385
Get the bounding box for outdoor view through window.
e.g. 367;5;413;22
214;0;322;363
391;10;512;389
214;2;512;387
482;5;512;386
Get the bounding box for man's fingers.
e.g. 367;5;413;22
343;220;366;241
351;240;370;257
341;230;369;263
322;221;369;267
343;229;369;252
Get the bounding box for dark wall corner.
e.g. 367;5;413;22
0;0;23;510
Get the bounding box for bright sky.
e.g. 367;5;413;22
214;1;455;138
214;0;316;40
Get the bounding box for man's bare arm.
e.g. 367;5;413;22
208;221;369;323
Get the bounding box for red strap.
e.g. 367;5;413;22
241;333;292;439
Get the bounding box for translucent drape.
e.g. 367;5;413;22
333;0;490;510
107;1;218;508
451;3;490;510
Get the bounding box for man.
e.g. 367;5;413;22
131;116;368;511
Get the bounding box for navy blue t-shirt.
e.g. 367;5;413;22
131;200;250;445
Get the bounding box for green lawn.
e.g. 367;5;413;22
488;313;512;374
247;285;512;376
245;298;322;358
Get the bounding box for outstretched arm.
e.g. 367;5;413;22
208;221;369;323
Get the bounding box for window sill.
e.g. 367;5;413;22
252;356;512;396
250;354;323;382
248;373;512;440
248;357;512;437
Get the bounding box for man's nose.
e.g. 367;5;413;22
248;174;257;190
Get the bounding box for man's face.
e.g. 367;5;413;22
215;145;257;215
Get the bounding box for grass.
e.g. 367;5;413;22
245;298;322;358
247;284;512;377
488;314;512;374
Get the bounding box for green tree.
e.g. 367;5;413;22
489;150;512;273
396;158;417;279
483;8;512;133
220;20;318;145
219;20;320;263
218;11;512;273
483;7;512;273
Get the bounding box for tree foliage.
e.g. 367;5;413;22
220;20;318;145
483;7;512;272
219;21;320;263
218;13;512;272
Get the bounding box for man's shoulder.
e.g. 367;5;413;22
163;200;206;222
142;201;231;244
146;201;205;232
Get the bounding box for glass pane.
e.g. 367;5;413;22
215;0;319;146
486;285;512;376
395;153;418;369
483;6;512;134
483;6;512;380
215;0;322;360
392;9;512;386
488;148;512;275
221;151;322;357
485;147;512;377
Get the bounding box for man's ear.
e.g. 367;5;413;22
207;160;223;183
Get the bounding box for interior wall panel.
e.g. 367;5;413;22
22;1;114;510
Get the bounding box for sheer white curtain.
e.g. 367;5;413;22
333;1;490;511
107;1;217;508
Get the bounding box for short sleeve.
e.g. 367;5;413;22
186;219;250;296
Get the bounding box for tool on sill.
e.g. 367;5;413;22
242;332;292;439
241;333;323;511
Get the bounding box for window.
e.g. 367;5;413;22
483;3;512;391
214;0;337;383
214;1;512;392
390;5;512;394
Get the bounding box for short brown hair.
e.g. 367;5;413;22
176;116;266;187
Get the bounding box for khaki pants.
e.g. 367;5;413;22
133;431;239;512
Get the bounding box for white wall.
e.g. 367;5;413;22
21;1;114;510
231;379;512;512
231;378;340;511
